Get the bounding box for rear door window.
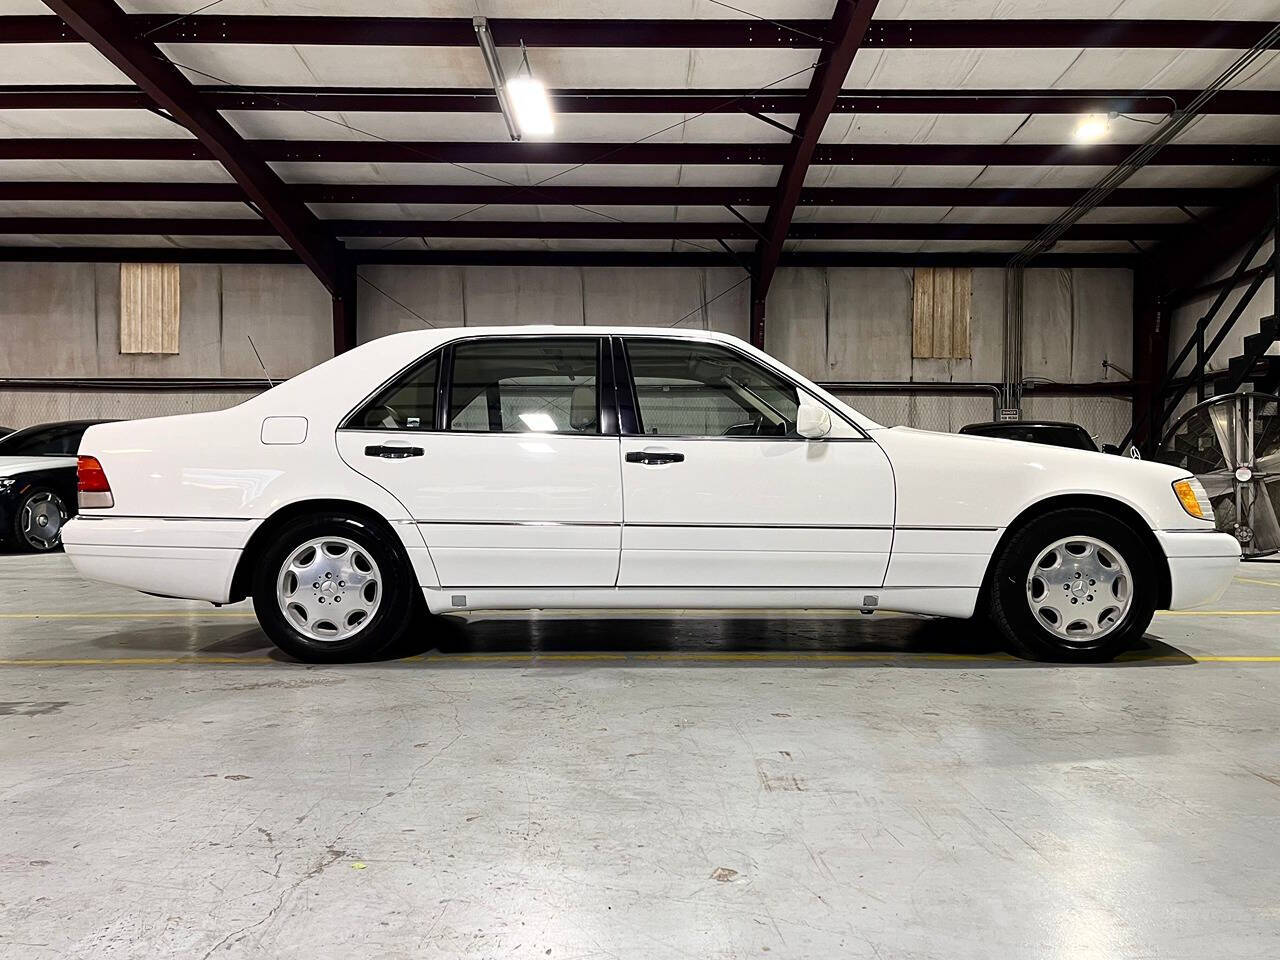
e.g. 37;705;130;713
447;338;601;435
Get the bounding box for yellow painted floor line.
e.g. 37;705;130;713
1156;610;1280;616
1235;577;1280;588
0;611;256;620
1;652;1280;667
1;608;1278;622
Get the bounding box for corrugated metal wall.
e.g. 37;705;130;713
1;261;1133;440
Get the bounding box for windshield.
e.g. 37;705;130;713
0;423;90;457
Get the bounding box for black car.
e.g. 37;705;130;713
0;420;109;552
958;420;1114;453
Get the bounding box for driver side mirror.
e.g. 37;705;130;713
796;394;832;439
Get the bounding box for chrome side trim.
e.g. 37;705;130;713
413;520;991;532
416;520;620;527
69;515;256;522
893;524;1000;532
626;522;892;530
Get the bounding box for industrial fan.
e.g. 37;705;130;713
1157;392;1280;559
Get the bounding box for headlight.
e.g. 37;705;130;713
0;477;15;490
1173;477;1214;521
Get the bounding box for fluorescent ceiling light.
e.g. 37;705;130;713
506;74;555;138
518;412;559;432
473;18;554;141
1073;113;1111;143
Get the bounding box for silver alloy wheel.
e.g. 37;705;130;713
1025;535;1133;643
21;491;67;550
276;536;382;642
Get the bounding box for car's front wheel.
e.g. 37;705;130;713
251;513;417;662
988;508;1158;662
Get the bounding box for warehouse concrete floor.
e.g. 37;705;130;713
2;554;1279;959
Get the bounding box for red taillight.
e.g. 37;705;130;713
77;455;114;508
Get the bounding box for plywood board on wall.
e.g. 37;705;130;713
119;262;180;354
912;266;971;359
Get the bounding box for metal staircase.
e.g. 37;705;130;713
1211;316;1280;397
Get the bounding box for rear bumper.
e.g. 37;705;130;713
1156;529;1241;610
62;516;256;604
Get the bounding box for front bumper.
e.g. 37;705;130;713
62;516;257;603
1155;529;1241;610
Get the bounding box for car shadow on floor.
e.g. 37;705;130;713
84;613;1197;668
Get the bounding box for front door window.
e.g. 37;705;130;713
624;340;798;438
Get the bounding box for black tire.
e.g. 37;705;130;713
10;487;68;553
988;508;1158;663
252;513;418;663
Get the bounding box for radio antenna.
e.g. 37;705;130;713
247;334;274;388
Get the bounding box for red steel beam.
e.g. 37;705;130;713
0;217;1181;241
0;181;1242;208
6;139;1274;166
2;86;1276;115
39;0;344;296
5;15;1278;48
752;0;881;346
0;246;1137;268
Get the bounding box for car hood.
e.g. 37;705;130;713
0;455;77;478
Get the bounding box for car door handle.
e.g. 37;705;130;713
365;444;424;459
625;451;685;465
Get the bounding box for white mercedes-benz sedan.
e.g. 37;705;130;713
63;326;1239;663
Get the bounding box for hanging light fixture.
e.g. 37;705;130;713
1073;112;1114;143
506;44;555;139
474;20;554;141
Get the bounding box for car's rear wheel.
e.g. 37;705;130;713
252;513;417;662
988;508;1158;662
12;488;68;552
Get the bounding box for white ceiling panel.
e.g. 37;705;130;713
1055;48;1280;90
796;205;953;223
879;0;1280;18
786;239;928;252
821;113;1029;144
968;165;1111;187
671;165;781;187
117;0;835;15
1078;207;1198;224
101;0;1280;15
0;159;235;181
162;45;820;91
1124;165;1272;188
0;109;194;139
167;235;291;249
0;200;253;218
1172;115;1280;145
942;206;1068;223
0;45;130;85
1008;113;1172;145
675;205;766;222
0;233;282;248
1046;240;1135;252
222;111;796;145
805;164;991;188
846;49;1085;90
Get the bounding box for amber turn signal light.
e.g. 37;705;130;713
1172;478;1209;520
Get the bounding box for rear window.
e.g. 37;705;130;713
347;352;440;431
